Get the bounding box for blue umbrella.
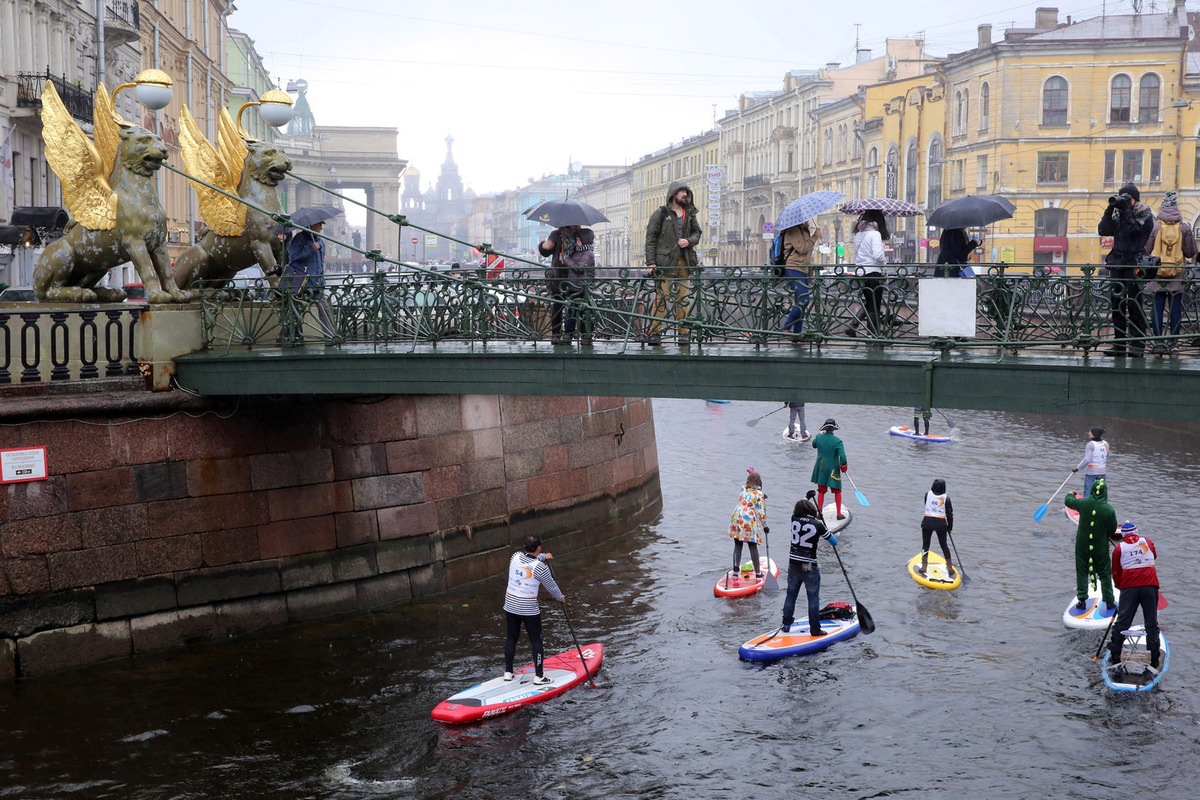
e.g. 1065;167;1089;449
776;191;845;232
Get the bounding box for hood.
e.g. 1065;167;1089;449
931;479;946;494
1119;182;1141;202
666;181;694;207
1089;477;1109;502
855;220;878;234
1122;532;1143;545
1157;206;1183;223
570;227;595;246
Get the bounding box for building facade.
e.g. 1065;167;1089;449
630;130;720;268
572;169;632;268
224;28;275;144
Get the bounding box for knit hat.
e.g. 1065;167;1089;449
1090;426;1105;440
1161;190;1178;209
1120;182;1140;202
1119;520;1138;537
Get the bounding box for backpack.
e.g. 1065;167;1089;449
818;601;855;620
769;232;787;266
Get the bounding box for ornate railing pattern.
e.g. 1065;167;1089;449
0;308;142;384
15;70;94;124
196;265;1200;355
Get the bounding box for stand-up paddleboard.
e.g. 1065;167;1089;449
907;551;961;590
739;604;862;662
431;643;603;723
714;557;779;598
889;425;952;443
1063;580;1120;630
705;399;731;404
821;503;853;534
1102;627;1168;692
781;427;811;443
1065;492;1080;524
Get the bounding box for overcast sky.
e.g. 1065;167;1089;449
230;0;1119;204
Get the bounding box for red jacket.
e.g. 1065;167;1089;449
1111;534;1158;589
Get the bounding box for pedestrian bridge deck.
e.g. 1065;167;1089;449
173;340;1200;422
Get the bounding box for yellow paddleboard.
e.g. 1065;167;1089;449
907;551;961;590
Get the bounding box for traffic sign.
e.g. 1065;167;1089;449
411;237;418;244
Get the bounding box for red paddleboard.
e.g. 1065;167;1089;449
1065;492;1080;524
714;557;779;598
431;643;603;724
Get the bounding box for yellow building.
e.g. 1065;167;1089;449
631;130;720;267
939;6;1195;266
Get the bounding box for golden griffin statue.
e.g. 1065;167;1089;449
173;98;293;298
33;80;187;304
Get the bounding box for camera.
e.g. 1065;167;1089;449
1109;193;1132;209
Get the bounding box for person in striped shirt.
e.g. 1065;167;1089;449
503;535;566;684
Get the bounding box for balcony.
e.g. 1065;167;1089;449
16;71;94;125
744;175;771;189
105;0;140;46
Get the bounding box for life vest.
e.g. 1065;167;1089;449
505;552;540;599
924;492;948;519
1117;537;1156;571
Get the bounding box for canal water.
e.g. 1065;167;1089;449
3;398;1200;799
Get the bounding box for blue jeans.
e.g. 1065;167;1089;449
781;270;812;334
1152;291;1182;338
1083;472;1105;499
782;560;822;632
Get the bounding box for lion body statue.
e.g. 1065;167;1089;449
33;125;185;303
173;140;292;296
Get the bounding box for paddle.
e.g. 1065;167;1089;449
1033;473;1075;522
829;542;875;634
746;405;787;428
845;472;870;507
947;529;970;583
1093;602;1119;663
547;562;596;687
762;525;779;591
935;408;964;441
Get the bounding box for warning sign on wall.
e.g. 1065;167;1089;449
1;447;48;483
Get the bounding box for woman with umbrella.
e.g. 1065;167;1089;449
279;206;342;345
775;192;840;342
934;229;980;277
845;209;890;340
528;198;608;346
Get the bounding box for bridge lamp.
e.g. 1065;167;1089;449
237;90;295;133
113;69;174;111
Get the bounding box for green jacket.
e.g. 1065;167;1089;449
644;180;702;268
1064;477;1117;545
810;432;847;489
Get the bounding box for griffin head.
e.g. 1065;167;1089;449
119;126;168;177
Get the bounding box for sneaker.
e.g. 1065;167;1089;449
787;432;799;440
531;674;552;686
503;671;515;681
836;514;846;521
755;572;764;578
1074;600;1086;611
809;629;827;637
647;333;662;346
580;337;594;346
843;327;858;338
780;623;793;633
800;430;810;441
1150;651;1161;669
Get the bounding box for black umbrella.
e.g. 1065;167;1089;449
524;198;609;227
926;194;1015;229
290;205;344;229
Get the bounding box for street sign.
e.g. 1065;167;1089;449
1;447;47;483
763;222;774;233
411;237;418;244
425;235;437;246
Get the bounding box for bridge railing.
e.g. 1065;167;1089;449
195;265;1200;355
0;306;143;384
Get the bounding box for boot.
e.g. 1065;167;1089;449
912;416;920;432
1150;649;1161;669
923;419;930;436
917;556;928;576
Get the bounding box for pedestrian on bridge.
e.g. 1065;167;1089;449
644;181;702;346
538;226;596;345
1098;182;1154;357
811;419;849;520
780;222;819;342
844;211;889;342
280;221;333;345
1144;190;1196;357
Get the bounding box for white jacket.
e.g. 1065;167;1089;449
853;223;887;273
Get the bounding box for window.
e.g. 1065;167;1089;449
824;129;833;165
955;89;969;135
1139;74;1160;123
953;159;964;190
868;171;879;196
905;141;918;203
1037;151;1069;183
1110;74;1132;123
1194;148;1200;184
1034;207;1069;237
1122;150;1143;182
1104;150;1116;182
980;82;990;131
1150;149;1162;182
1042;76;1068;124
927;138;943;209
867;147;879;168
977;155;989;188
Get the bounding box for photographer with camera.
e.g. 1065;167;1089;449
1097;182;1155;357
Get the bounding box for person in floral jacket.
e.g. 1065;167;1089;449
728;470;768;577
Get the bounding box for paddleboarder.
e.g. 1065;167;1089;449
782;492;838;634
784;401;808;441
1108;521;1161;669
917;479;955;577
729;469;768;577
1072;426;1110;499
1064;478;1118;612
502;535;566;685
811;419;849;520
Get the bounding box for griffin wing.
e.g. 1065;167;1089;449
179;105;245;236
92;82;122;172
41;80;116;231
217;107;248;188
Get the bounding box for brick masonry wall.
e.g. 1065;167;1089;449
0;393;660;679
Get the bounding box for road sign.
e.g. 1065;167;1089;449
763;222;774;233
425;235;437;246
411;237;418;244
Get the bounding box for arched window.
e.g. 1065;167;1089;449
824;128;833;165
867;146;879;168
980;82;990;130
955;90;969;135
927;136;943;210
1042;76;1068;125
1110;74;1132;123
1139;74;1160;123
905;140;918;203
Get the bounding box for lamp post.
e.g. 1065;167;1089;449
236;89;294;137
112;68;175;113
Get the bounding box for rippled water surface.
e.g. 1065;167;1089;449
3;399;1200;799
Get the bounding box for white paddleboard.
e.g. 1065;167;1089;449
821;502;852;534
781;427;811;443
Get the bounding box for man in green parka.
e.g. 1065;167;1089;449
1064;477;1118;610
644;181;702;346
810;418;848;520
